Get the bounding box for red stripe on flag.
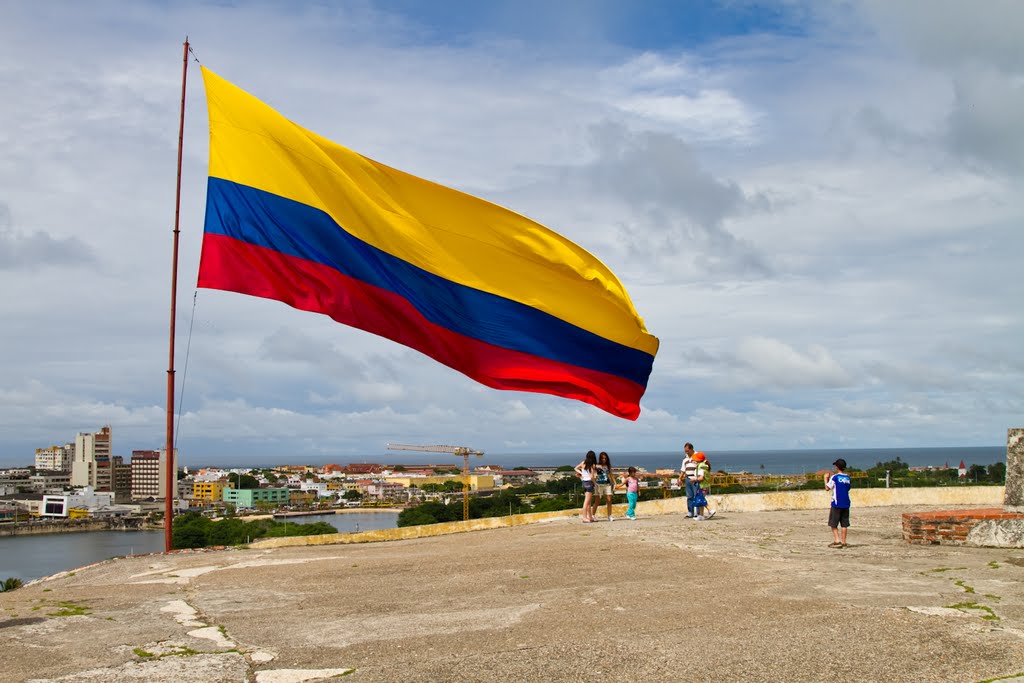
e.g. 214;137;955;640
197;233;645;419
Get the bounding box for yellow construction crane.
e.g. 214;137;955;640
386;443;484;520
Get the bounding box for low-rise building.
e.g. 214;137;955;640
488;470;539;487
289;490;316;507
29;471;72;492
40;487;115;518
299;481;331;498
193;480;233;504
223;487;290;508
386;474;495;491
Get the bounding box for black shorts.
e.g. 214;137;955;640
828;507;850;528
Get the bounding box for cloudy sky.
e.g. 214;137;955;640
1;1;1021;467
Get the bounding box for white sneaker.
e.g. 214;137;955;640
627;515;636;520
608;516;614;522
706;509;717;519
695;515;705;521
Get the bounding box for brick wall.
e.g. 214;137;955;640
902;508;1024;545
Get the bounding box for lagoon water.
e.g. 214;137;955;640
0;511;398;583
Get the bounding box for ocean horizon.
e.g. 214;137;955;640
202;445;1004;475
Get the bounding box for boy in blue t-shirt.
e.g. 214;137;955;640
824;458;852;548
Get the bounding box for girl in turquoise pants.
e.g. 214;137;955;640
624;466;640;520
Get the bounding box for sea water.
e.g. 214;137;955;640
482;446;1004;473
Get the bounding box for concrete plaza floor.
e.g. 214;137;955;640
1;505;1023;682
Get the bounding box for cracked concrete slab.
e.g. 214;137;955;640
1;505;1022;682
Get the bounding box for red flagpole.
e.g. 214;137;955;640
166;37;189;552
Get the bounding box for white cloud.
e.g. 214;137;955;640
0;1;1021;466
732;337;851;389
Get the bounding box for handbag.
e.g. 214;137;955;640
692;485;708;508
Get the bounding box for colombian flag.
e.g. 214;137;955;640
197;68;659;419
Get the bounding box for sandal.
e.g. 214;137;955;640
828;542;842;548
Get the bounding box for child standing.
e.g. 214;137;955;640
624;467;640;520
575;451;598;523
692;452;716;520
824;458;852;547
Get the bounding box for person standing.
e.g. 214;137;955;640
575;451;598;523
692;452;716;520
591;451;618;521
623;467;640;520
677;443;699;518
824;458;852;547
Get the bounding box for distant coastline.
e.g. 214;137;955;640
190;445;1005;474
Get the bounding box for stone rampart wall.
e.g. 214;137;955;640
249;485;1004;550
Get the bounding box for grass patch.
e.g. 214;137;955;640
217;625;228;637
42;588;52;592
133;648;155;658
954;580;975;594
984;594;1001;602
977;673;1024;683
47;601;90;617
946;601;999;621
987;561;1000;569
927;567;967;573
163;646;200;657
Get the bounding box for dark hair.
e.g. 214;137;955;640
684;442;694;450
584;451;597;469
627;466;637;475
833;458;847;471
598;451;611;466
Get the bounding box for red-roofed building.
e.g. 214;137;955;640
345;464;383;475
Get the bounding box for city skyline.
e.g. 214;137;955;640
1;1;1022;466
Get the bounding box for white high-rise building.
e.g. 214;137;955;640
35;443;74;472
71;426;111;488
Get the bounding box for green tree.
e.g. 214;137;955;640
1;577;24;592
545;476;578;495
530;496;574;513
398;507;441;527
236;474;260;489
207;518;246;546
172;512;212;549
989;462;1006;483
343;489;363;501
397;501;459;527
